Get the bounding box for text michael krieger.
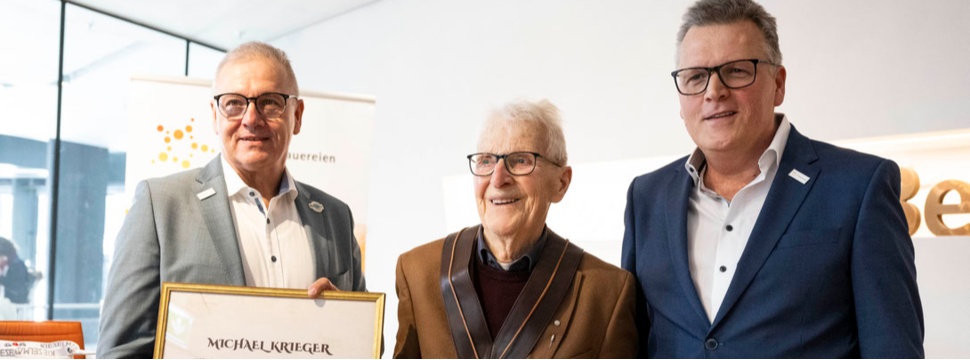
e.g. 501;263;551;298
207;337;334;356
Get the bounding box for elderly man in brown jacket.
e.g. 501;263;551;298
394;99;637;358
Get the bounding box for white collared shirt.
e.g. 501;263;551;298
684;114;791;323
221;156;314;289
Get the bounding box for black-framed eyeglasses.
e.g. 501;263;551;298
213;92;297;120
466;152;562;176
670;59;778;96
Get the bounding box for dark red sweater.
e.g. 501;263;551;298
472;258;531;338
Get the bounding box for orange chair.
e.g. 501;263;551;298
0;320;84;358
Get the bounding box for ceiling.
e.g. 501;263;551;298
70;0;381;50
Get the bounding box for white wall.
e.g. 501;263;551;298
271;0;970;357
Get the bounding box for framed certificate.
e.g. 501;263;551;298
153;282;384;359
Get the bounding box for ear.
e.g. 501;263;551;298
773;65;787;106
210;100;219;134
550;166;573;203
293;98;305;135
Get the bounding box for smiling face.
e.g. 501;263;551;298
678;20;786;159
474;121;571;243
211;57;304;179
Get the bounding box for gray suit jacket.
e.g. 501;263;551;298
97;157;366;359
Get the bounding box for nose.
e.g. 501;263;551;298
490;158;514;187
704;72;730;101
239;100;262;126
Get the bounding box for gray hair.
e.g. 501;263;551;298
480;99;568;166
676;0;782;65
214;41;299;94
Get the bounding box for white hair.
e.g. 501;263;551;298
479;99;568;166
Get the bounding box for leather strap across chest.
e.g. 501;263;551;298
439;225;584;358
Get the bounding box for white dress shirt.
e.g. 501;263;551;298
685;115;791;323
221;156;314;289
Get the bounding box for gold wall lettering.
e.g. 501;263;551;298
900;167;970;236
924;180;970;236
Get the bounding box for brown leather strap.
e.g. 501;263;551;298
440;225;492;358
492;229;583;359
440;226;584;359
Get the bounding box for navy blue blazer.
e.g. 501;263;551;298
621;125;924;358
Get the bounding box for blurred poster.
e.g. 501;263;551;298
126;76;375;265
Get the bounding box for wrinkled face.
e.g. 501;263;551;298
211;57;304;176
678;21;786;156
474;123;570;240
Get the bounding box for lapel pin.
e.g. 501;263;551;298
309;201;324;213
196;188;216;200
788;169;810;184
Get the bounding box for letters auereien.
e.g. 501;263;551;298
287;151;337;163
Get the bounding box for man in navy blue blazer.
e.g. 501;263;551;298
621;0;924;357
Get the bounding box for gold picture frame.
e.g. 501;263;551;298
153;282;384;359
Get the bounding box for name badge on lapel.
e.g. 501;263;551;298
196;188;216;200
788;169;810;184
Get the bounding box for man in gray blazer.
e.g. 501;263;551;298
97;42;366;359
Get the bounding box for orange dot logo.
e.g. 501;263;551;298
153;118;215;170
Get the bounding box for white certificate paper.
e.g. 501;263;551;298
154;282;384;358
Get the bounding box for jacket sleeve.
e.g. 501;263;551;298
852;159;924;358
598;270;639;358
393;254;421;358
348;218;367;292
621;177;651;358
97;180;162;359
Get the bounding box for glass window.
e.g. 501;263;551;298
51;3;186;348
0;0;60;322
1;0;226;350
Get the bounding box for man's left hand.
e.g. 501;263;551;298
307;277;339;297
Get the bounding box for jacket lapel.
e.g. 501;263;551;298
294;182;331;279
440;226;492;358
531;272;583;358
711;127;819;328
492;229;583;359
665;166;710;326
195;157;245;285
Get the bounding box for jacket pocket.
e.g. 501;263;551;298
775;227;844;249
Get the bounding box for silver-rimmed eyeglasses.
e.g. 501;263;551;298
213;92;297;120
671;59;778;96
466;152;561;176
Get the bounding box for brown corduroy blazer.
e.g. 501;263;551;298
394;233;638;358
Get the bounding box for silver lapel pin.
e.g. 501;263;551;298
309;201;324;213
